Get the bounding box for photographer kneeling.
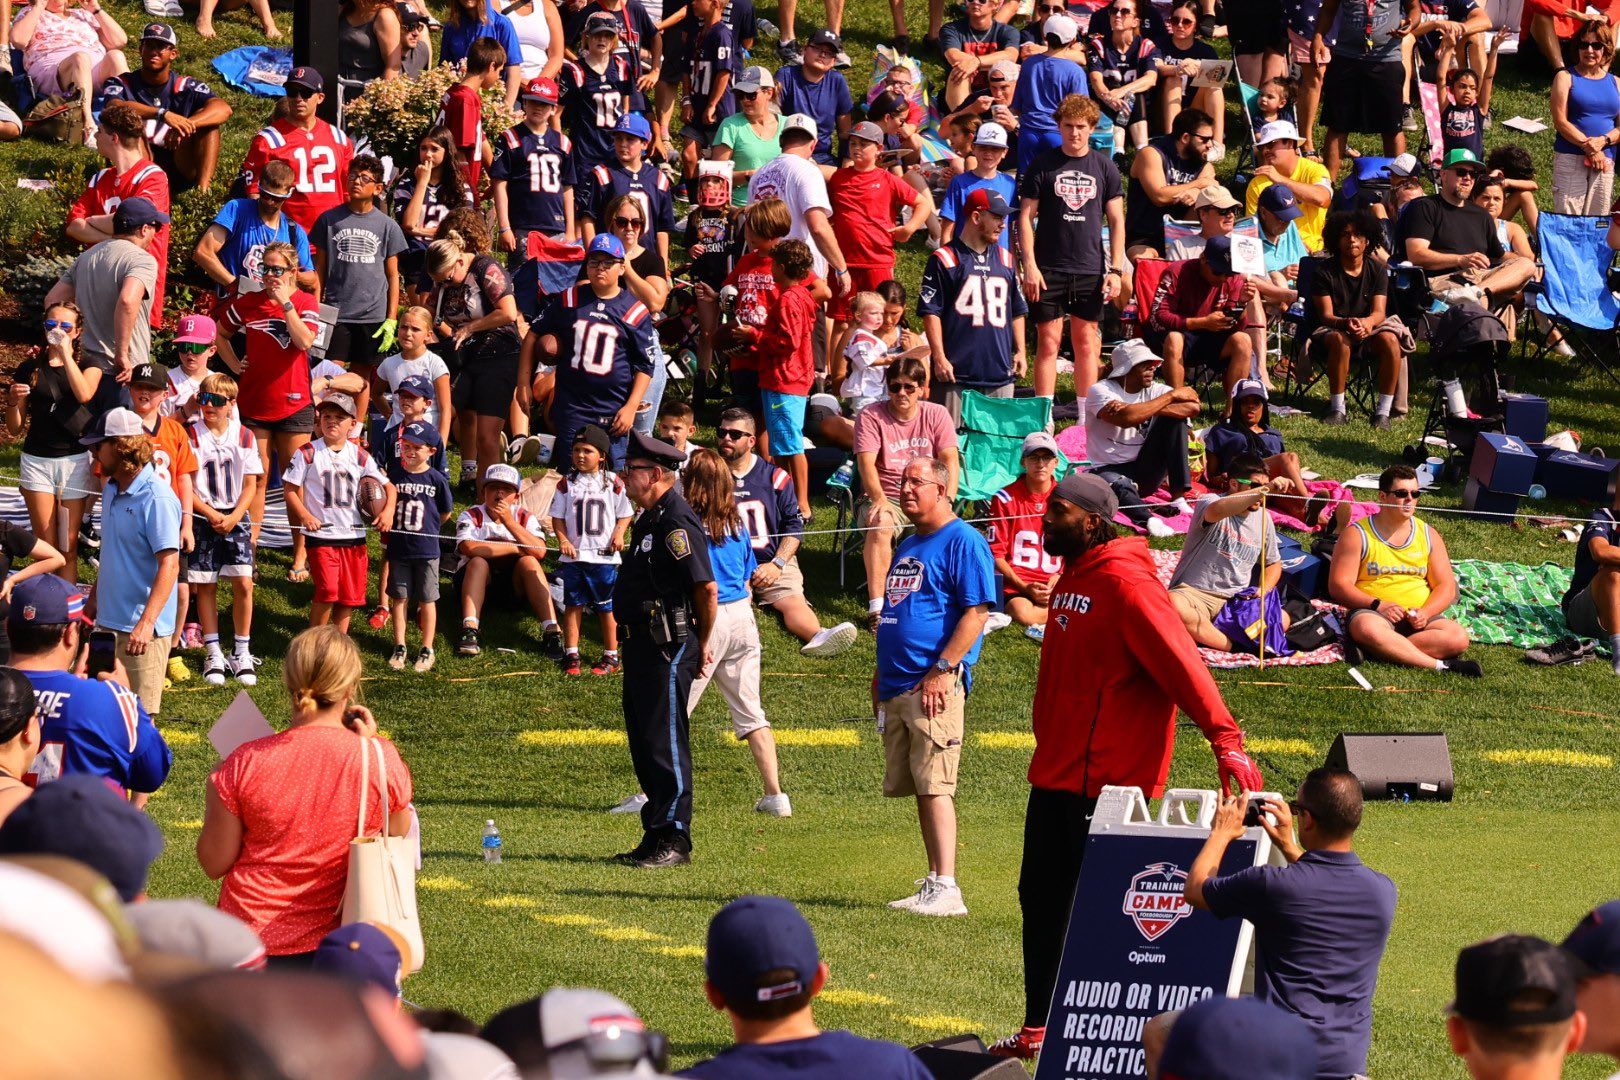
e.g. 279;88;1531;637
1145;236;1256;403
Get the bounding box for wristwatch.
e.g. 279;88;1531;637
933;657;958;675
771;556;787;570
1369;599;1383;612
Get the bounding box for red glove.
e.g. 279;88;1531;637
1216;747;1264;795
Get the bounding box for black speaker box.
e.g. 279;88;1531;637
911;1035;1029;1080
1326;732;1454;801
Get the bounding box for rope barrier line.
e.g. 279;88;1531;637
0;465;1598;561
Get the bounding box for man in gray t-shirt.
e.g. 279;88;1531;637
1169;453;1289;651
312;154;408;374
46;198;166;380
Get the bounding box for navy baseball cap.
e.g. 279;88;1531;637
0;773;164;902
8;574;89;627
963;187;1012;218
807;28;842;50
1203;234;1235;274
1453;935;1580;1027
705;895;821;1008
588;233;627;260
573;423;612;458
396;374;434;400
1259;183;1303;222
141;22;178;47
613;112;652;141
399;420;443;449
114;197;170;233
1564;901;1620;977
1159;997;1320;1080
584;10;620;35
286;65;324;93
311;923;403;996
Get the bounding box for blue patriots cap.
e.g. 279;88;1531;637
588;233;627;260
395;374;434;400
1563;900;1620;977
399;420;443;449
613;112;652;141
8;574;90;627
705;895;821;1009
1159;997;1320;1080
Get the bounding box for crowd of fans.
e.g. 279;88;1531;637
7;0;1620;1073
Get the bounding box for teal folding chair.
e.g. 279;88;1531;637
956;392;1065;509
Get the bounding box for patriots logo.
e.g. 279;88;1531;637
884;556;925;607
1055;171;1097;212
21;605;35;621
246;318;294;349
1123;862;1193;941
1053;613;1069;630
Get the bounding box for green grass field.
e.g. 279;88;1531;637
4;1;1620;1075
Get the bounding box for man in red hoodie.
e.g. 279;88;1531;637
987;471;1265;1061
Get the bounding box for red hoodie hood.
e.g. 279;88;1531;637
1030;537;1244;797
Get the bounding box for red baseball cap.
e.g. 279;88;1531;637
521;77;560;105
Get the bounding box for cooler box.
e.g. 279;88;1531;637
1462;477;1520;521
1277;536;1325;599
1501;393;1549;443
1469;432;1539;496
1537;451;1620;502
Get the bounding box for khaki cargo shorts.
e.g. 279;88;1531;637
880;676;965;798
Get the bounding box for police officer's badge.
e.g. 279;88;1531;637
666;530;691;559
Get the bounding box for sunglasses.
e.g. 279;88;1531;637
1170;15;1196;24
262;265;290;276
286;87;317;100
1111;6;1135;14
887;381;920;393
198;391;232;407
613;216;644;228
1580;38;1607;48
1039;4;1066;11
43;319;75;331
180;341;212;354
1232;477;1267;488
259;189;291;202
624;462;663;474
715;427;753;440
738;89;760;99
1383;488;1421;500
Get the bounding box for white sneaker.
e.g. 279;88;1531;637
801;621;857;658
888;877;935;910
754;793;793;816
1438;284;1484;307
228;653;260;687
1207;141;1226;162
1168;496;1195;515
983;612;1013;635
609;792;649;814
1025;623;1046;643
203;655;227;687
910;881;968;917
1146;516;1176;538
1554;339;1577;358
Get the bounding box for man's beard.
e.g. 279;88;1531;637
1045;516;1114;559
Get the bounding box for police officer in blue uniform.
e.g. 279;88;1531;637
613;430;717;867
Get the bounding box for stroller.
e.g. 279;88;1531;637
1403;301;1511;482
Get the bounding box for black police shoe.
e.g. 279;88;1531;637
540;628;565;660
613;835;658;864
632;841;692;869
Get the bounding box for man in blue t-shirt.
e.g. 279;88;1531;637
680;895;933;1080
1558;501;1620;672
1185;767;1398;1080
193;158;315;296
874;456;994;919
8;575;171;798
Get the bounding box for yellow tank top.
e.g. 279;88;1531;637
1354;516;1433;609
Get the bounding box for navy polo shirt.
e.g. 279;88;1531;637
1201;849;1397;1080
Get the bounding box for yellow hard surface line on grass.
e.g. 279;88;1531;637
896;1013;985;1031
768;728;861;747
973;731;1035;750
517;728;627;747
531;912;607;927
481;895;540;909
159;729;202;746
1483;749;1613;768
589;926;672;943
418;876;472;891
1245;737;1317;756
820;988;897;1007
650;944;706;958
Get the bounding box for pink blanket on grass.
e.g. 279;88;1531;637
1148;549;1346;669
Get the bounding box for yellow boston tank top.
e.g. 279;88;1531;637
1354;516;1432;609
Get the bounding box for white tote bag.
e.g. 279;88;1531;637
341;737;425;974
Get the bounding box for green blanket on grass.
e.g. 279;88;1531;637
1449;560;1575;647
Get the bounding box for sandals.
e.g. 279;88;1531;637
288;565;311;583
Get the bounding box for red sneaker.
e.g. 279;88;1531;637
987;1027;1044;1060
367;605;390;630
591;655;622;675
562;655;583;676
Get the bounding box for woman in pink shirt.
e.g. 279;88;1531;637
197;626;413;965
11;0;129;146
853;356;960;627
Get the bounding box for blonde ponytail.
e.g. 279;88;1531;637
283;626;363;717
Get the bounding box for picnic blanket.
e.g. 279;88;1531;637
1450;559;1574;647
212;46;293;98
1149;549;1345;669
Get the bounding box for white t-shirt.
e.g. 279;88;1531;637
282;440;388;541
1085;379;1173;467
376;349;451;427
162;367;209;419
841;328;888;401
747;152;832;277
547;470;633;564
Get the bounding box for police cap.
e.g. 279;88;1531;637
627;430;686;470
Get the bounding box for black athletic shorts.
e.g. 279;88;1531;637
452;355;520;418
1226;0;1287;55
243;403;316;435
326;321;387;369
1029;269;1105;323
1321;54;1405;136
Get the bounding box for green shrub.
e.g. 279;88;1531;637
2;253;77;321
342;64;515;167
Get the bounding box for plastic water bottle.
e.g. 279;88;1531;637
1528;484;1547;501
828;460;854;492
482;820;502;864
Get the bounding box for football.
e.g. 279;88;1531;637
359;476;388;522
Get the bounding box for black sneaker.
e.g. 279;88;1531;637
540;628;565;660
776;38;802;63
1442;658;1484;677
1524;637;1596;666
457;627;481;656
613;836;658;864
1371;414;1392;431
1323;410;1349;426
631;840;692;868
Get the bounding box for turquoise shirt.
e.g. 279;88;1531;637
96;464;182;637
